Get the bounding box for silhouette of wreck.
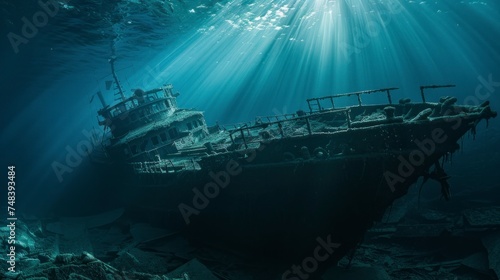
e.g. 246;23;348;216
91;58;497;273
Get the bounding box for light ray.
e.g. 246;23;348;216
127;0;500;122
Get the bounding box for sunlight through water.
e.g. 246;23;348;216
120;0;500;124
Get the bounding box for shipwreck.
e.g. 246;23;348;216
90;58;497;276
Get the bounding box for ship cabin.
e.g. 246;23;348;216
97;84;209;162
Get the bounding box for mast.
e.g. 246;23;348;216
109;56;126;102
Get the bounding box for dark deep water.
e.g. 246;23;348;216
1;0;500;279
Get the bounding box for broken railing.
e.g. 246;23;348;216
419;85;455;103
226;87;403;149
227;108;353;149
255;112;299;123
225;85;459;150
228;85;464;149
306;87;399;113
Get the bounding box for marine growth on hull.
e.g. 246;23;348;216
101;86;496;175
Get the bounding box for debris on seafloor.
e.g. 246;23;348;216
165;259;219;280
3;202;500;280
5;251;121;280
4;251;213;280
45;208;125;237
39;208;125;259
482;233;500;278
461;252;490;276
0;216;244;280
340;200;500;280
419;209;449;223
0;220;36;257
111;247;171;274
463;207;500;227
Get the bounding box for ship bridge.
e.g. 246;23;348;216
94;58;210;162
97;84;182;137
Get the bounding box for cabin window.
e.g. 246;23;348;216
126;102;133;110
119;104;127;113
193;121;198;128
160;132;167;142
168;127;178;138
187;123;193;130
151;136;159;145
165;100;170;108
158;102;166;110
198;120;204;127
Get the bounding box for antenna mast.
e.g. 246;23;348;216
109;56;126;102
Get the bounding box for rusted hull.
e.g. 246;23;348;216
120;113;486;273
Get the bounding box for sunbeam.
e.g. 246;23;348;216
115;0;498;125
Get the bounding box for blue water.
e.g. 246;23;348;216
1;1;500;279
1;0;500;233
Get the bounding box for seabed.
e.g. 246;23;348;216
2;193;499;280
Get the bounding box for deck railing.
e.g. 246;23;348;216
419;85;455;103
306;87;399;113
227;108;353;148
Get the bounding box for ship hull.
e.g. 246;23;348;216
114;114;483;273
